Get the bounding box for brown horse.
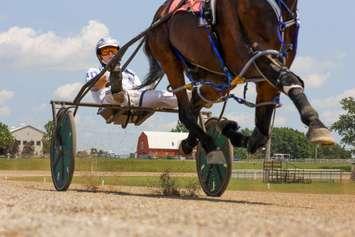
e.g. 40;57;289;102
141;0;335;159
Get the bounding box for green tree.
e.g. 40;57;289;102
171;121;188;133
42;120;54;154
271;127;313;159
234;128;252;160
8;140;20;156
318;144;351;159
331;97;355;147
270;127;350;159
0;122;14;154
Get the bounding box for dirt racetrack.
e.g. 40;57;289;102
0;179;355;237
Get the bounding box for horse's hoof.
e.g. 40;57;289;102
307;127;335;145
218;119;239;132
247;127;269;154
206;150;226;164
179;140;193;156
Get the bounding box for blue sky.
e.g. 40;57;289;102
1;0;354;154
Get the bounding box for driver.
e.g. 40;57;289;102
86;36;178;109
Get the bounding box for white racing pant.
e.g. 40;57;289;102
102;89;178;109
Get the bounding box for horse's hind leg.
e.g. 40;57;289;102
174;86;217;155
147;37;217;156
179;91;203;155
248;82;279;153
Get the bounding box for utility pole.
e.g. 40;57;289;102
265;138;271;160
265;108;276;161
314;144;318;161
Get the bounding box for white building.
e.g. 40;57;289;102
11;125;45;156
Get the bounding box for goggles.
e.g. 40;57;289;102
100;47;118;56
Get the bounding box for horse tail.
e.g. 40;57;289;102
136;39;165;89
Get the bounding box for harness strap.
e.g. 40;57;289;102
229;94;282;108
266;0;282;19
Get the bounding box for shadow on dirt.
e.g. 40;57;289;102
67;188;273;206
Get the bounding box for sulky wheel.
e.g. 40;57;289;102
50;108;76;191
196;117;233;197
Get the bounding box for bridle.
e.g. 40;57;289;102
266;0;299;61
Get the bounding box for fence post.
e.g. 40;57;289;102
351;162;355;181
340;170;342;184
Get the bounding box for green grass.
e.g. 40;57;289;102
0;158;352;172
0;158;196;172
8;175;355;195
285;162;352;171
0;158;50;170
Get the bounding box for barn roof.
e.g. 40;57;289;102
142;131;188;150
10;125;45;134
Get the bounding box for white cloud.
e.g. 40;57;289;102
0;90;14;104
315;87;355;109
303;73;330;88
274;115;287;127
313;87;355;126
0;20;109;71
291;56;339;88
319;110;339;127
0;106;10;116
227;113;254;128
53;82;83;100
0;90;14;116
338;87;355;99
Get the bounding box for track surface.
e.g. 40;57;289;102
1;179;355;237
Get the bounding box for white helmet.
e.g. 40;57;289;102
96;37;120;62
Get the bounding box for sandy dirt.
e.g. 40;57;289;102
0;178;355;237
0;170;196;178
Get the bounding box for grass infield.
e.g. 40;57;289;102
7;175;355;195
0;158;352;172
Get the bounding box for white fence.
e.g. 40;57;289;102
232;169;351;182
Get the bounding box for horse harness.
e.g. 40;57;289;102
172;0;300;110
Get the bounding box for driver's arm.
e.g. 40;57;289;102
92;74;109;90
86;68;109;91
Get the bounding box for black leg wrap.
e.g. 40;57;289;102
179;107;216;154
226;131;249;148
247;127;269;154
180;138;198;155
219;120;249;148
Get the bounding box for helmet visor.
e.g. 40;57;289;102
99;46;118;56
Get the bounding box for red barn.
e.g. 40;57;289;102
136;131;189;159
